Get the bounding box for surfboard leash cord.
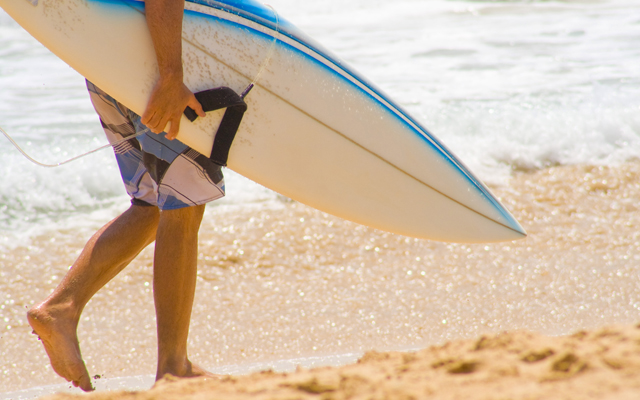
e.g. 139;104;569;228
0;124;147;168
234;3;280;101
242;3;279;99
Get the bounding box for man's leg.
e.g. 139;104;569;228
153;204;212;379
27;204;160;391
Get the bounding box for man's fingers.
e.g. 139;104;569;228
144;111;170;135
142;110;163;133
165;96;202;140
188;95;206;118
166;118;180;140
143;109;183;138
141;109;153;126
142;81;199;138
165;110;188;140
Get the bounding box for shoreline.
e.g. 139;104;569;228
1;352;366;400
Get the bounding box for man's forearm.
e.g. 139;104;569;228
141;0;204;138
145;0;185;82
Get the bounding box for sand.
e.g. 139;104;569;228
42;323;640;400
2;162;640;396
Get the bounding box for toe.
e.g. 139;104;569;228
78;375;94;392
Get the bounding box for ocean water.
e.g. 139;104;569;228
1;0;640;396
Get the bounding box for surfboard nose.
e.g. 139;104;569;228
489;214;527;243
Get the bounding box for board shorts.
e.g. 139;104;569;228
87;81;225;210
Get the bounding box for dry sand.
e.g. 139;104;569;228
43;323;640;400
3;162;640;396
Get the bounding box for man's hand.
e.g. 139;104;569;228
141;75;205;140
142;0;205;141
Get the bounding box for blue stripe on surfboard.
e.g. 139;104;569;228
89;0;522;233
185;0;521;231
185;1;522;231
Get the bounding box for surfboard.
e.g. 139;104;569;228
0;0;526;243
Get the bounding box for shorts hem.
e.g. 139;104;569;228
156;193;226;211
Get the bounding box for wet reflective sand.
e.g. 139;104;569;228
1;162;639;392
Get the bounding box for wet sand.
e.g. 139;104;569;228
1;162;640;395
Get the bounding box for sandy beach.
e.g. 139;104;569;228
42;323;640;400
2;161;640;397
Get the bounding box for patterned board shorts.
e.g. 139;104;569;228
87;81;225;210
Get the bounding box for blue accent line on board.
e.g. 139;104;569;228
184;1;518;227
87;0;521;230
183;1;518;227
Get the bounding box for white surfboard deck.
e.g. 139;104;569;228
0;0;526;243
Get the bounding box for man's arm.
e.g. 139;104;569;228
141;0;205;140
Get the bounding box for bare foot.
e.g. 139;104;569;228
156;359;221;381
27;303;94;391
188;362;221;379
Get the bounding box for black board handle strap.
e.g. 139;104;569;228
184;87;248;166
